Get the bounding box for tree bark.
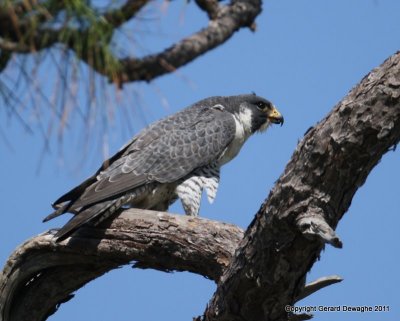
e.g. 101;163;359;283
1;52;399;321
201;51;400;320
0;209;243;321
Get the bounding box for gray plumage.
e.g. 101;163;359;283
43;94;284;241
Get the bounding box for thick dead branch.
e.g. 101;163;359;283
0;209;243;321
1;34;398;320
201;52;400;321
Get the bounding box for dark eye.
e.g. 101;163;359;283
256;101;267;110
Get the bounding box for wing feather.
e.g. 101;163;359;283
52;105;236;212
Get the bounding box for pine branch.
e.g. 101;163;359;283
119;0;261;83
0;0;262;84
102;0;149;28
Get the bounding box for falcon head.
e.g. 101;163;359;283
219;94;284;134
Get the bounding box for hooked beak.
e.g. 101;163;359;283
268;106;284;126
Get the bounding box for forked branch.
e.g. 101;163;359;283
1;52;399;321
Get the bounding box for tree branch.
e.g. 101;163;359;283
102;0;149;28
0;0;263;141
201;51;400;321
195;0;220;20
0;0;262;84
0;209;243;321
1;39;398;321
119;0;261;82
296;275;343;302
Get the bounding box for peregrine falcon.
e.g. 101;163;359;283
43;94;283;240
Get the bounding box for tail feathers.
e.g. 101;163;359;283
43;203;71;222
54;201;116;242
54;194;134;242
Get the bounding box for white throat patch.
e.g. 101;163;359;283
235;107;253;137
218;107;253;165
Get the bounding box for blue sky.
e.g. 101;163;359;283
1;0;399;320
